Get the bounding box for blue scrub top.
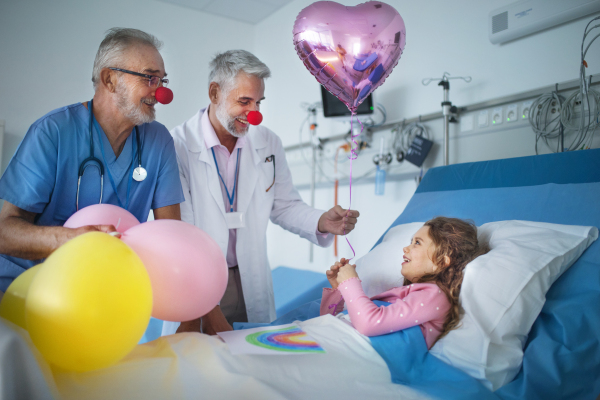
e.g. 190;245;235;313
0;102;185;291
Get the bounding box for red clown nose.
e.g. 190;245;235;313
155;87;173;104
247;111;263;125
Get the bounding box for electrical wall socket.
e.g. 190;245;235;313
506;104;518;123
492;107;503;125
521;101;533;120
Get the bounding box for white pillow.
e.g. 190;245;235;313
355;220;598;390
355;222;424;298
430;220;598;391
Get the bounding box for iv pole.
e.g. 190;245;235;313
422;72;471;165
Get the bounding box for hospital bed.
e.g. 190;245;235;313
1;148;599;399
273;147;600;399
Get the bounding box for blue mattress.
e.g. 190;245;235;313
271;267;329;318
264;149;600;399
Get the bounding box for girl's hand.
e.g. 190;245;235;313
336;262;358;285
326;258;349;290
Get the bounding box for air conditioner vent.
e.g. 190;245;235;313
492;11;509;34
489;0;600;44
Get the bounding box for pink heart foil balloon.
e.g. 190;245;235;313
293;1;406;113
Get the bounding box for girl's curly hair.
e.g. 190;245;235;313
403;217;489;345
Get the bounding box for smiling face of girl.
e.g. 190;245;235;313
401;225;439;282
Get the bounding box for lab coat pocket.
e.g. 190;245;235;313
259;162;276;206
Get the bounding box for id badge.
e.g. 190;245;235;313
225;212;246;229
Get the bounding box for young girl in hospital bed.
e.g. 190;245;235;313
321;217;489;349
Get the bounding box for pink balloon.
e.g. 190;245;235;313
63;204;140;232
293;1;406;112
120;220;228;322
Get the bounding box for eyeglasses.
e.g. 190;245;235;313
109;67;169;88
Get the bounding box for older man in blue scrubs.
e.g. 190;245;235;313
0;28;184;294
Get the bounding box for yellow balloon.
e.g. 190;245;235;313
0;265;41;329
26;232;152;372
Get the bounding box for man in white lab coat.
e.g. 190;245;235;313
165;50;359;335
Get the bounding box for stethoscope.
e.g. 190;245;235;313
76;99;147;210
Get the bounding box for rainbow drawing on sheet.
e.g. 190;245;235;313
245;325;325;353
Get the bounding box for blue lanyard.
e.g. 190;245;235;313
211;147;240;212
92;117;135;210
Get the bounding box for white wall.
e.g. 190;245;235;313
0;0;254;172
255;0;600;273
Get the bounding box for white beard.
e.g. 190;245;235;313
115;78;156;126
215;101;248;138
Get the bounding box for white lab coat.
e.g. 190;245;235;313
163;108;333;333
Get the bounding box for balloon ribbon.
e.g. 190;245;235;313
344;113;363;261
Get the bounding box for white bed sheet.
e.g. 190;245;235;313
1;315;431;400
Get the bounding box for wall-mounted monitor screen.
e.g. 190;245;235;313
321;86;373;118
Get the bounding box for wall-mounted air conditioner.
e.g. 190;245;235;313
489;0;600;44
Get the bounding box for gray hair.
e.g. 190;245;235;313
208;50;271;93
92;28;163;90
